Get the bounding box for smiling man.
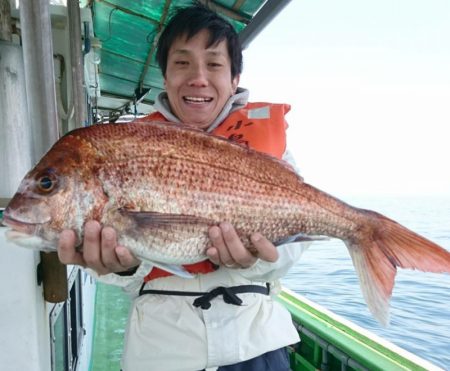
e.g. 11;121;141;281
58;3;302;371
163;28;239;128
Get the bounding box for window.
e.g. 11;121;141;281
70;270;84;369
50;268;85;371
50;302;69;371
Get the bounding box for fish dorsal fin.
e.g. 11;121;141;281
119;209;215;228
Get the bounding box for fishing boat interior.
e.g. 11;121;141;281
0;1;443;370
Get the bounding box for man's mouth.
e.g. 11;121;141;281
183;96;213;103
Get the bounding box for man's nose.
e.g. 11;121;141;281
188;64;208;87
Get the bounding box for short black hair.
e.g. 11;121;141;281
156;2;243;79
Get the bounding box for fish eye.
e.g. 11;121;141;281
40;177;53;189
36;173;57;193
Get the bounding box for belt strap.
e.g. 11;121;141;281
139;282;270;310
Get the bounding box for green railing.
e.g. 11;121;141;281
277;289;434;371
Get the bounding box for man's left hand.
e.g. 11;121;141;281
206;222;278;268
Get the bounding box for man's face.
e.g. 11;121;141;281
164;29;240;129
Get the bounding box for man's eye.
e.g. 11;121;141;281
175;60;188;65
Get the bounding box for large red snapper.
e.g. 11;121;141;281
2;121;450;324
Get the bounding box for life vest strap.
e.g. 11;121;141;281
138;282;270;310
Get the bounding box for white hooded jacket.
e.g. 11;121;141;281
88;88;304;371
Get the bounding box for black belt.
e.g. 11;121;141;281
139;282;270;310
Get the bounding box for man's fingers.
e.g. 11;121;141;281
101;226;117;253
211;222;255;267
220;222;256;267
207;223;280;268
208;225;233;265
100;226;123;271
116;245;141;269
82;221;108;274
205;246;220;266
57;221;139;275
57;229;85;266
251;233;278;262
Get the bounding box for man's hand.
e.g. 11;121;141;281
206;222;278;268
57;220;140;275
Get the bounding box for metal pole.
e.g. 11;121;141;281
239;0;292;49
0;0;32;199
19;0;59;159
68;0;87;128
0;0;12;41
19;0;67;303
0;42;32;198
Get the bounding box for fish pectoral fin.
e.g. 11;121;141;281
119;209;215;228
150;262;194;279
274;233;329;246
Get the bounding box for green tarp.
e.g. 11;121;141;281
91;0;267;106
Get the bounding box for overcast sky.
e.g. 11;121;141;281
240;0;450;197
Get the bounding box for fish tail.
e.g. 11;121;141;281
346;210;450;326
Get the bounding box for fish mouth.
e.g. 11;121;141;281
2;212;56;251
1;213;43;235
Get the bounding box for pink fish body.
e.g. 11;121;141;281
3;121;450;324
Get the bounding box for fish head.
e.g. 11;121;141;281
3;132;108;250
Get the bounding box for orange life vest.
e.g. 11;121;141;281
140;102;290;281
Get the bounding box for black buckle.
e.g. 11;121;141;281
193;287;243;309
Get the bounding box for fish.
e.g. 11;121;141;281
2;120;450;325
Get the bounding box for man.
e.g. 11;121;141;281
58;3;301;370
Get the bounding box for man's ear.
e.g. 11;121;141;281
232;74;240;93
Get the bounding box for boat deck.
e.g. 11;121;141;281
90;283;130;371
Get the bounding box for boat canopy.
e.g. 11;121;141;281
87;0;290;119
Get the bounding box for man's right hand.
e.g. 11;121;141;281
57;220;140;275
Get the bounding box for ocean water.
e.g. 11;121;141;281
281;195;450;370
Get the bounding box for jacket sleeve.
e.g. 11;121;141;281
83;261;153;294
236;242;309;283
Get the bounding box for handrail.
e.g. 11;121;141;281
277;288;443;371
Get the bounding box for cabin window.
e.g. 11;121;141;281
70;269;84;369
50;302;69;371
50;268;84;371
